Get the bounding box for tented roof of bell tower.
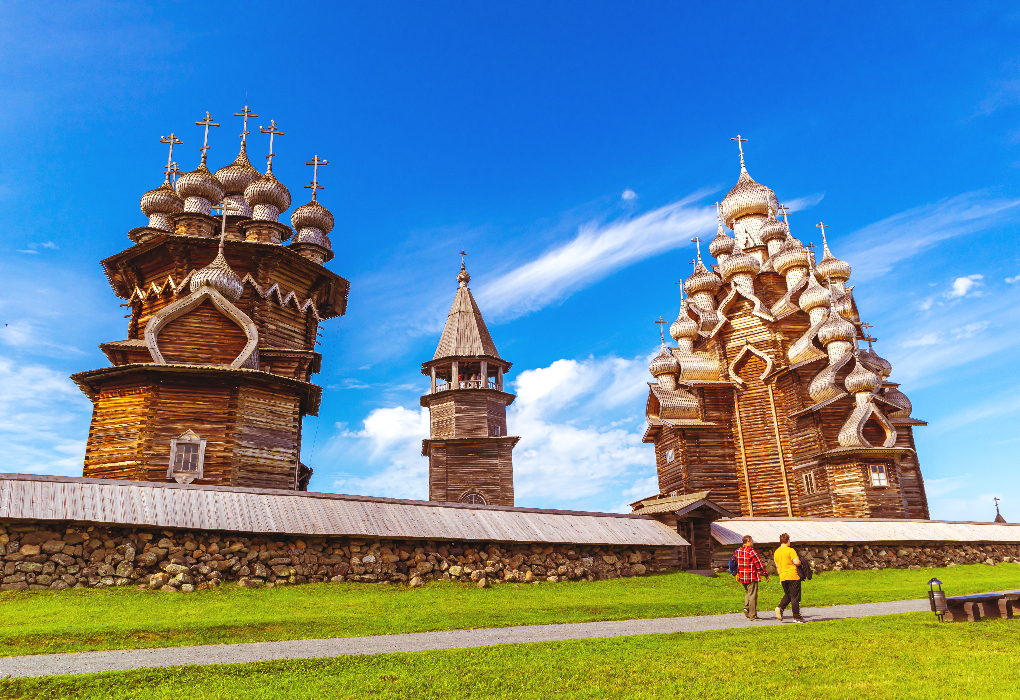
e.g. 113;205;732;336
433;281;501;360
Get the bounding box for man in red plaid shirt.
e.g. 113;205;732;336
735;535;770;620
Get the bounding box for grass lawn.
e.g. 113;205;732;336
0;613;1015;699
0;564;1016;658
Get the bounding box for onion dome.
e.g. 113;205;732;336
684;258;723;296
718;239;760;282
773;234;811;277
215;147;261;196
649;344;680;377
709;217;735;259
291;199;335;235
759;205;788;246
457;263;471;287
860;346;892;379
670;302;700;342
798;273;830;313
815;236;852;283
720;169;780;230
175;163;225;215
844;356;880;394
190;245;243;302
244;170;292;222
140;176;184;231
882;386;912;417
817;304;857;346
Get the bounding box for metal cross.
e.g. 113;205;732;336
160;133;183;176
730;134;748;169
234;105;259;145
167;161;181;185
261;120;284;171
691;236;704;262
655;316;667;344
304;155;328;201
995;497;1002;515
816;221;830;248
806;241;816;270
211;201;230;247
460;250;467;266
195;112;220;166
860;322;877;349
778;204;791;226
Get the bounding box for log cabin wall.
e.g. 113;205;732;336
76;158;349;492
640;155;929;522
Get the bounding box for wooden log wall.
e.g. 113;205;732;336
427;439;515;506
231;384;302;490
157;299;249;365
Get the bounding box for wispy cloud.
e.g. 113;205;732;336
783;193;824;211
837;192;1020;282
475;192;716;321
621;189;637;201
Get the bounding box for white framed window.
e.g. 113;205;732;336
666;449;675;463
802;471;817;495
870;464;888;487
459;492;487;505
167;430;207;484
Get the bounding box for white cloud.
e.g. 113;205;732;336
319;354;657;509
16;250;39;254
41;242;58;250
919;297;934;311
948;274;984;298
475;192;716;321
951;321;990;339
621;189;637;201
0;356;89;476
837;192;1020;282
1006;274;1020;284
783;193;824;211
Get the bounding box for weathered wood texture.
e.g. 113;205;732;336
426;437;516;507
647;268;930;521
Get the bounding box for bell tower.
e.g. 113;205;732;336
421;256;519;506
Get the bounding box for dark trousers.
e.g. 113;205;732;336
779;579;802;618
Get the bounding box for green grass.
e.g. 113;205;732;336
0;613;1015;699
0;564;1016;658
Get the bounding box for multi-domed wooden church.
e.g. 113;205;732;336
638;137;929;521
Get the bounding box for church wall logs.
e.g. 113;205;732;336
156;299;249;366
0;521;678;593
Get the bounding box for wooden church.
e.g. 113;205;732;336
420;259;519;506
73;108;348;491
640;137;930;520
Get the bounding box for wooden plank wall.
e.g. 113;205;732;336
232;383;302;490
157;299;249;365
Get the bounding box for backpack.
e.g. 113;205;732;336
728;552;739;576
796;553;813;581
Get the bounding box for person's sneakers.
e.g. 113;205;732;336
743;606;749;615
746;615;761;621
775;607;783;620
793;617;807;624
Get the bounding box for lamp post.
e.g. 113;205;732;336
928;578;948;622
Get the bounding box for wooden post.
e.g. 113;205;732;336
767;384;794;517
733;388;754;516
452;360;459;389
480;360;487;389
497;366;503;391
430;366;436;394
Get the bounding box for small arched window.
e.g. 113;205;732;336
459;492;487;505
167;430;207;484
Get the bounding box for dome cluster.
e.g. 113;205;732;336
136;108;336;265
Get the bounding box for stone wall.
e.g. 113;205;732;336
713;542;1020;573
0;521;678;593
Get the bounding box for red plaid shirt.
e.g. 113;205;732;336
734;545;769;584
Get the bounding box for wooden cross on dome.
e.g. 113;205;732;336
860;321;878;349
995;497;1002;515
730;134;748;169
233;105;258;145
806;241;816;269
304;155;328;201
260;120;284;172
655;315;667;344
160;133;183;181
195;112;220;166
460;250;467;265
692;236;704;262
778;204;791;226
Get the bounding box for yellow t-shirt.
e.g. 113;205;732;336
774;545;800;581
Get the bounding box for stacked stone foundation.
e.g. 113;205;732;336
713;542;1020;574
0;521;678;593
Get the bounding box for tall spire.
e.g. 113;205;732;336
260;120;284;174
195;112;220;167
457;250;470;287
730;134;748;172
434;253;499;360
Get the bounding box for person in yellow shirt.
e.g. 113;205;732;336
774;533;806;623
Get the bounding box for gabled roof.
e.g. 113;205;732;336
434;284;501;360
630;491;734;518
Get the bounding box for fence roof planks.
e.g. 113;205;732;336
0;473;687;547
712;517;1020;546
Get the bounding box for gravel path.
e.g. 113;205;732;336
0;598;930;678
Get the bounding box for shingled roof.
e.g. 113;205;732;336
433;272;500;360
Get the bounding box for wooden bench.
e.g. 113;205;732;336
943;591;1020;622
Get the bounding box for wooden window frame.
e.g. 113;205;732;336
802;471;817;495
167;430;207;484
459;491;487;506
666;449;675;463
869;464;889;488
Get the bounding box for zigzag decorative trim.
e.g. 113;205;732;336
127;271;324;321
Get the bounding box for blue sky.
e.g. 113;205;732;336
1;2;1019;521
